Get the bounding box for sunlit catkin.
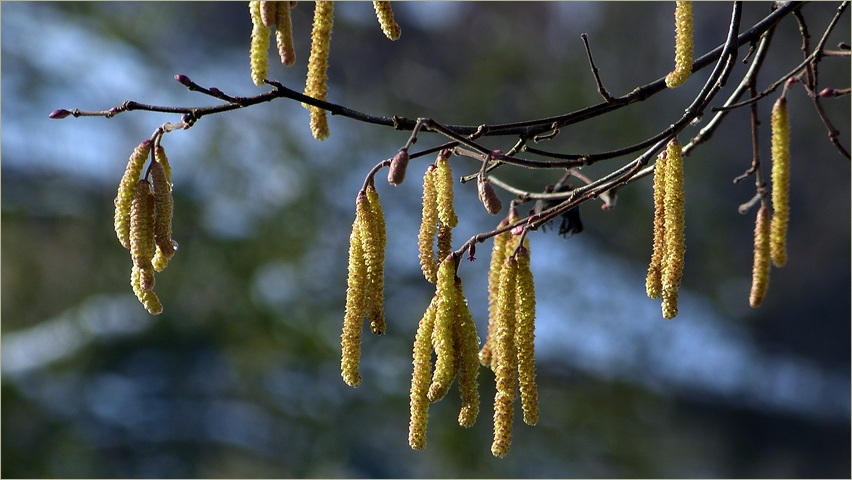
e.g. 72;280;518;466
115;140;152;249
428;254;459;403
130;180;156;293
364;185;386;334
418;166;439;283
661;139;685;319
249;1;271;86
434;151;458;228
480;218;511;368
275;1;296;66
770;96;790;267
491;254;519;458
750;205;771;308
131;265;163;315
665;1;694;88
304;1;334;140
514;246;539;426
341;194;368;387
646;151;668;299
409;296;437;451
453;276;480;428
372;1;401;40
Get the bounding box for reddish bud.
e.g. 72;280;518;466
785;76;799;87
511;224;525;236
49;109;71;119
174;74;192;86
387;149;410;186
477;179;503;215
819;88;838;98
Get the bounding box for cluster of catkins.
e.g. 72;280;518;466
249;1;400;140
341;149;539;458
114;140;177;314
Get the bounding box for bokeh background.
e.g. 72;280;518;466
2;2;850;477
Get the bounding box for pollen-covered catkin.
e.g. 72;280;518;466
453;276;480;428
427;254;459;403
372;1;401;40
514;245;539;426
115;140;152;249
275;1;296;65
480;218;511;368
434;151;458;228
770;96;790;267
249;1;271;86
149;160;175;272
130;180;156;294
661;139;686;319
131;265;163;315
647;151;668;299
364;185;386;335
304;1;334;140
409;296;437;451
418;166;439;283
665;1;694;88
341;194;368;387
750;205;771;308
491;254;519;458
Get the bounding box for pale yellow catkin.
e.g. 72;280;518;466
149;160;175;273
453;278;481;428
249;1;271;86
364;185;386;334
409;296;437;451
341;194;369;387
514;246;539;426
130;180;156;294
661;139;685;320
427;254;459;403
749;205;771;308
665;1;694;88
418;166;439;283
372;1;401;40
115;140;152;249
491;254;519;458
646;151;668;299
480;218;511;368
434;152;458;228
769;97;790;268
304;1;334;140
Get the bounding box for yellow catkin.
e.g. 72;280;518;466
131;265;163;315
428;254;459;403
130;180;156;294
661;139;686;319
372;1;401;40
149;160;175;273
249;1;271;86
480;218;511;368
364;185;386;335
115;140;152;249
514;245;539;426
409;296;437;451
260;0;278;27
451;276;480;428
436;222;453;270
665;1;694;88
491;254;519;458
304;1;334;140
418;166;439;283
341;195;368;387
276;1;296;65
750;205;771;308
769;97;790;267
434;152;458;228
646;151;668;299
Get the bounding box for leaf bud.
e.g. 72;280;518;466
49;109;71;119
174;74;192;86
387;149;410;186
477;178;503;215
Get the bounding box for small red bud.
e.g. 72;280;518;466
209;87;222;96
387;149;410;186
49;109;71;119
785;76;799;87
174;74;192;86
819;88;837;98
511;225;525;236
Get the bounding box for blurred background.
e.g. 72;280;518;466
2;2;849;477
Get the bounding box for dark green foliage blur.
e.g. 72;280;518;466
3;2;849;477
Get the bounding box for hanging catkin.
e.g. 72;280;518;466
769;96;790;267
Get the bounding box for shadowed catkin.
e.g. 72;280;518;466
665;1;694;88
480;218;511;368
130;180;156;295
646;151;668;299
770;96;790;267
275;1;296;66
304;1;334;140
149;161;175;272
661;139;685;319
260;1;278;27
249;1;271;86
409;296;437;450
364;185;386;334
341;193;369;387
418;165;439;282
514;246;538;426
453;275;481;428
428;254;460;403
750;205;771;308
115;140;152;249
491;253;519;458
372;1;401;40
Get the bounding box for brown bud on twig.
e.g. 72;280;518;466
387;149;410;186
477;178;503;215
174;74;192;87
